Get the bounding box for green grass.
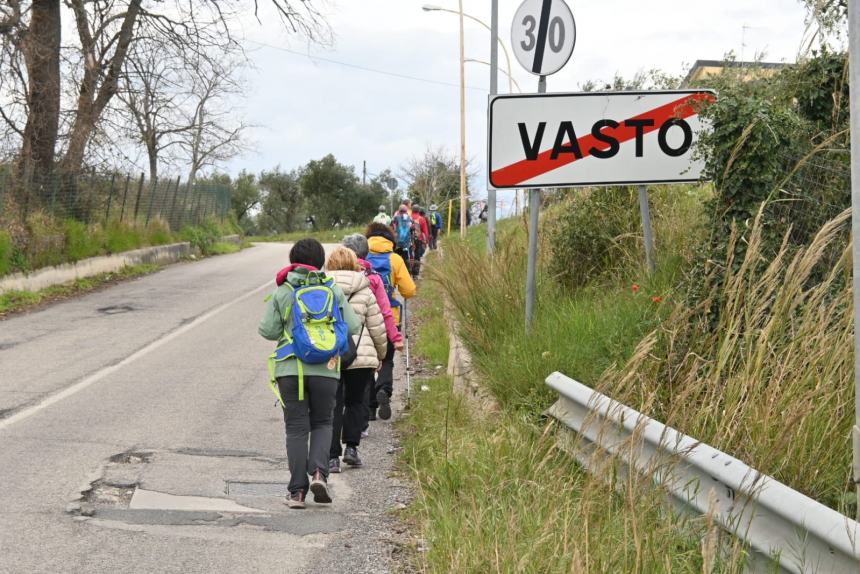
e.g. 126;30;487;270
401;275;747;573
0;264;160;316
1;213;241;278
248;226;365;245
207;241;241;255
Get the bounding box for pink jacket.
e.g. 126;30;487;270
359;258;403;344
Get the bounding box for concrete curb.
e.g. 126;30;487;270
0;242;192;294
444;300;500;412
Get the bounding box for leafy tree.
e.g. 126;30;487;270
230;170;260;225
257;167;303;234
299;154;361;227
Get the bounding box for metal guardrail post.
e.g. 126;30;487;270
543;372;860;573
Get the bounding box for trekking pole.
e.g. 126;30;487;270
403;299;412;408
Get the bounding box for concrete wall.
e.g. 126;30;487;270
0;242;192;294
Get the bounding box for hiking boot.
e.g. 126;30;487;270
376;389;392;420
329;457;341;474
368;408;377;421
310;470;332;504
286;490;306;509
343;446;363;467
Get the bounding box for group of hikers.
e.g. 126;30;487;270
258;201;432;508
372;200;444;276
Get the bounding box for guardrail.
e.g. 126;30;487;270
544;372;860;574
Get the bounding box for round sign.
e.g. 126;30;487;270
511;0;576;76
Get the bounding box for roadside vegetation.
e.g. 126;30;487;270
0;214;240;278
403;47;856;571
247;226;365;245
402;258;747;573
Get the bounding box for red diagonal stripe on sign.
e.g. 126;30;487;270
491;92;715;187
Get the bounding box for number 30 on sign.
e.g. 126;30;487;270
512;0;576;76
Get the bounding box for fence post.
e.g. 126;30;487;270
104;173;117;225
169;176;181;229
133;173;145;222
119;174;130;223
145;175;158;227
194;189;202;224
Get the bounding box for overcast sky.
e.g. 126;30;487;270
226;0;813;212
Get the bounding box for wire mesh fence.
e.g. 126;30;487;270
0;169;231;231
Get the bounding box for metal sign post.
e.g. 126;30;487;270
638;184;656;274
510;0;576;330
847;0;860;520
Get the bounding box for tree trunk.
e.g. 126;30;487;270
19;0;61;195
60;0;142;174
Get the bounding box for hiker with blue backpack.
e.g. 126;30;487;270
392;205;416;266
324;246;388;473
258;238;361;509
365;222;416;422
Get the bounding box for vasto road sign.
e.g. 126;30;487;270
512;0;576;76
488;90;715;189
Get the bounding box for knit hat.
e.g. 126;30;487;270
341;233;369;260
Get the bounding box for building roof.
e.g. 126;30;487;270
681;59;789;87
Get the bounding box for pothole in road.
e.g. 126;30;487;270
68;448;347;535
96;304;136;315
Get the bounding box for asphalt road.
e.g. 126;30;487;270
0;243;410;574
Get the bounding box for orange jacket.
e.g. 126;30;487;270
367;235;416;325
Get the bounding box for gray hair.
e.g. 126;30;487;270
341;233;369;259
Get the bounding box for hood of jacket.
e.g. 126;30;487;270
327;269;370;297
368;235;393;254
275;264;322;287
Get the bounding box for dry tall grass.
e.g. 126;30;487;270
600;207;854;513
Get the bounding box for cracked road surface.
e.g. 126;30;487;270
0;243;410;573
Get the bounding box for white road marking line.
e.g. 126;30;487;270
0;280;273;432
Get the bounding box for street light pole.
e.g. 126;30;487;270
458;0;467;239
488;0;498;254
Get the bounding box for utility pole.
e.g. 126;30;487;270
458;0;467;239
487;0;499;254
848;0;860;521
362;160;367;186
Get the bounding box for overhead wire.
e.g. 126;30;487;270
246;40;489;92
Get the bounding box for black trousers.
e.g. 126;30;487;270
330;368;373;458
369;340;396;411
277;376;337;494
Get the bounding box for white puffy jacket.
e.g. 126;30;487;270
327;270;388;369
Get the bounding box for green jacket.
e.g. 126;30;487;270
258;267;361;381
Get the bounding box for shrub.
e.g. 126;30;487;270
145;217;173;246
0;230;12;276
26;211;65;269
64;220;103;261
105;221;143;253
544;188;642;289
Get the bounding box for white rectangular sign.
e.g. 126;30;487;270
488;90;715;189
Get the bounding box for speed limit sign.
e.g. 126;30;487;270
512;0;576;76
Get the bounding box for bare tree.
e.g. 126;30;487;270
400;146;476;209
180;56;247;187
0;0;329;189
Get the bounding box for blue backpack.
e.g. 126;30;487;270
367;252;401;312
268;273;350;402
394;214;413;249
